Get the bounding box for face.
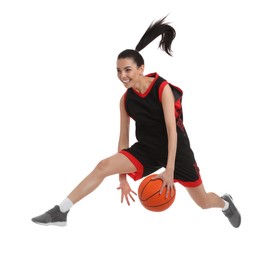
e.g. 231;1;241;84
116;58;144;89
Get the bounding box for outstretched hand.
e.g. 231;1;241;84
117;180;137;206
152;170;175;198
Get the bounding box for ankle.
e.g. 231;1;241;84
59;198;74;213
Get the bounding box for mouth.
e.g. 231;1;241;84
122;79;130;83
121;79;131;87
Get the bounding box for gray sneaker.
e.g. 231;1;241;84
221;194;241;228
32;205;69;226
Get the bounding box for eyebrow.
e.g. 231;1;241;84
117;65;132;70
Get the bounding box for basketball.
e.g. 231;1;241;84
138;174;176;212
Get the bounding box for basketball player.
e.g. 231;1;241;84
32;16;241;228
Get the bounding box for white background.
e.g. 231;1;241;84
1;0;274;259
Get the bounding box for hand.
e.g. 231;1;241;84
117;180;137;206
153;170;175;198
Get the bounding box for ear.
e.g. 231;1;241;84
139;64;145;75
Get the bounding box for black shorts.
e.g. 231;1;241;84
119;133;202;187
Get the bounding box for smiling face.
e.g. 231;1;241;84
116;58;144;89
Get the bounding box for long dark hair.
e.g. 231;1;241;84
117;16;176;67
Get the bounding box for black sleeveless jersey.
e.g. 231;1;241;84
122;73;201;186
124;73;184;152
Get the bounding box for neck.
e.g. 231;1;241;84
133;76;153;94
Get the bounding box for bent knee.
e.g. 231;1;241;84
96;159;110;172
95;158;118;176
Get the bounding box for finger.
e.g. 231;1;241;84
121;192;124;203
165;186;170;198
170;187;173;197
129;193;135;202
159;183;166;194
131;190;137;196
166;184;175;197
125;195;130;206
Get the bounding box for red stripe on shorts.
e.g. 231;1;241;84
119;150;144;181
174;177;202;187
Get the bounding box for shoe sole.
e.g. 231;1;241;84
32;221;67;227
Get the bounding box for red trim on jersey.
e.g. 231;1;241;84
123;92;127;105
159;83;183;103
132;73;159;98
146;72;158;78
119;150;144;180
158;82;184;120
123;92;135;120
158;81;169;102
173;85;183;94
122;92;128;114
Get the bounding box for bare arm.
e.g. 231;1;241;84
118;94;130;152
159;84;177;195
118;94;130;183
162;84;177;172
117;94;137;205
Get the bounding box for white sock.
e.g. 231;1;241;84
222;200;229;211
59;198;74;213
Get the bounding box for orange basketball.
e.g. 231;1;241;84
138;174;176;212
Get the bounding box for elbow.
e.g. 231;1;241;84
118;139;129;152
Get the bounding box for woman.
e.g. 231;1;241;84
32;17;241;228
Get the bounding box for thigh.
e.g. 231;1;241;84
98;152;137;176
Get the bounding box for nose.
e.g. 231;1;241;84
120;70;127;79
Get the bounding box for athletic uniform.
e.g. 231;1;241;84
32;72;241;228
119;73;202;187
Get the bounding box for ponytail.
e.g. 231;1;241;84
135;15;176;56
117;16;176;67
